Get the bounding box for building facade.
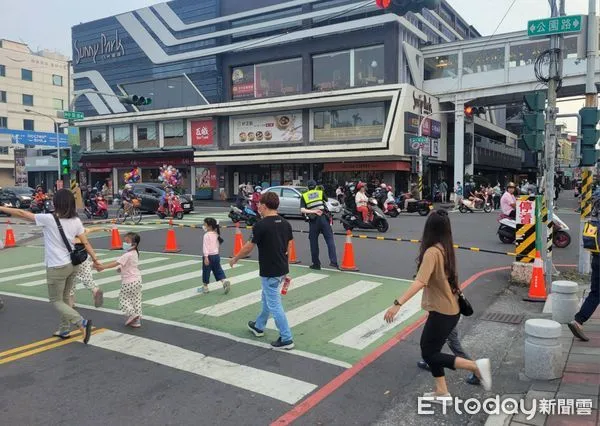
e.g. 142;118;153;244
0;39;70;188
72;0;496;199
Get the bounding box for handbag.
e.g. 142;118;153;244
52;215;88;266
457;290;474;316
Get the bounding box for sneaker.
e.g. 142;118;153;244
466;373;481;385
125;315;138;326
417;360;431;371
222;280;231;295
309;264;321;270
423;392;453;406
475;358;492;391
81;319;93;344
197;285;210;294
271;337;295;350
329;262;339;269
247;321;264;337
130;318;141;328
568;321;589;342
52;330;71;339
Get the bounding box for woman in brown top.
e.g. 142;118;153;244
384;210;492;403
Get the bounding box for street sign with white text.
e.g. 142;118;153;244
527;15;582;37
59;110;84;120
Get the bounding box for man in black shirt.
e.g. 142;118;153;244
230;191;295;350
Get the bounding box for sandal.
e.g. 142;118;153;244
93;288;104;308
125;315;138;326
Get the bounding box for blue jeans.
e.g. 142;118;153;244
309;214;338;266
255;276;293;342
575;254;599;324
202;254;226;284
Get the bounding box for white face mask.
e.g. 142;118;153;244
202;225;208;232
122;242;132;251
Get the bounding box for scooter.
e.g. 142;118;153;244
395;194;432;216
84;195;109;219
459;197;492;214
31;197;55;213
384;201;401;218
228;205;259;226
340;198;389;232
497;214;571;248
157;194;184;220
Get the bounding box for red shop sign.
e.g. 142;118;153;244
323;161;410;172
191;120;214;146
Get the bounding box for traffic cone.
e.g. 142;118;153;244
340;230;359;271
164;219;181;253
109;221;122;250
523;250;547;302
288;239;300;264
4;220;16;248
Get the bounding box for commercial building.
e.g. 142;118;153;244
72;0;518;199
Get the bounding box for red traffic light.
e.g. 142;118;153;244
464;105;485;118
376;0;392;8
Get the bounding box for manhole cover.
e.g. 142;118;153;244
480;312;524;324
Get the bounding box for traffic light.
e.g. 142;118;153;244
464;105;485;119
580;107;600;166
376;0;440;14
119;95;152;106
60;149;71;176
521;91;546;151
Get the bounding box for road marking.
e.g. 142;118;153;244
144;270;260;306
329;290;423;350
103;264;233;298
0;291;352;369
266;281;382;330
90;330;317;404
91;258;194;288
1;262;46;274
197;273;328;317
17;256;123;287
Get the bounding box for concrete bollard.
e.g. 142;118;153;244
551;281;579;324
524;319;563;380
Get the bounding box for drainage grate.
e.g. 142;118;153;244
480;312;525;325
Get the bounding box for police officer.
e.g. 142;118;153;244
300;180;339;270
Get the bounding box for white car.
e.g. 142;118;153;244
262;186;341;216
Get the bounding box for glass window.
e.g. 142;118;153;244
0;117;6;128
0;65;5;77
52;74;63;86
52;98;64;110
22;94;34;106
255;59;302;98
113;125;132;150
313;50;351;91
509;40;550;68
281;188;301;199
23;119;34;131
90;127;108;151
21;68;32;81
424;54;458;79
313;103;386;141
463;47;505;74
563;36;578;59
136;122;158;148
163;120;185;147
0;91;5;103
121;75;208;111
354;46;385;87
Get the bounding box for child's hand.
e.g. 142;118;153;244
204;257;209;266
94;263;104;272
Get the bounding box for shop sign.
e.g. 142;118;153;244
404;112;420;134
231;112;302;144
191;120;214;146
81;157;192;168
404;112;441;138
195;166;217;200
323;161;410;172
232;66;255;99
73;30;126;64
412;91;433;115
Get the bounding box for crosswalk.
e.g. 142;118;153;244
108;211;232;232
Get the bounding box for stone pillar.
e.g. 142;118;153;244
454;99;465;188
524;319;563;380
551;281;579;324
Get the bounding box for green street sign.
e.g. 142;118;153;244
410;136;428;144
527;15;582;37
61;110;84;120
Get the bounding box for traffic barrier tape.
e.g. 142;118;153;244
581;170;593;219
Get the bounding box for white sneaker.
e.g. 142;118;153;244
423;391;453;405
475;358;492;391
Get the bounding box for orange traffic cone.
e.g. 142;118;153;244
340;230;359;271
288;239;300;264
523;250;547;302
109;221;122;250
164;219;181;253
233;222;246;257
4;220;16;248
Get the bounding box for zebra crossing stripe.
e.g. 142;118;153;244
144;270;260;306
329;290;423;350
103;264;232;298
91;259;195;288
2;262;46;274
89;330;317;404
266;281;382;330
196;273;328;317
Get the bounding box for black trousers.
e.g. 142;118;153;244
420;311;461;378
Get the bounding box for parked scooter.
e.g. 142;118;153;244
84;194;109;219
459;196;492;213
340;198;389;232
228;205;259;226
497;214;571;248
157;194;184;220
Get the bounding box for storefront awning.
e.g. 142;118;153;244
323;161;410;172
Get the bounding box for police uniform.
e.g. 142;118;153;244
301;188;338;268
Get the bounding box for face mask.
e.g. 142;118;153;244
122;242;132;251
202;225;208;232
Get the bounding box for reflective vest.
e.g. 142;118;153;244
302;189;325;210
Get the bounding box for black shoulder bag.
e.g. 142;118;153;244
52;215;88;266
456;289;474;317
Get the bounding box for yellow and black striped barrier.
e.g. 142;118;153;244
541;196;552;263
515;195;536;263
581;169;593;219
70;179;77;191
418;175;423;195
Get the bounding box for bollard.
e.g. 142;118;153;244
550;281;579;324
524;319;563;380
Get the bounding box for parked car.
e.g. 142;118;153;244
129;183;194;214
0;186;34;209
262;186;341;216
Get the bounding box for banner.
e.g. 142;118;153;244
195;166;217;200
13;149;27;186
231;112;302;144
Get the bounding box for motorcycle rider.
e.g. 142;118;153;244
384;185;395;211
500;182;517;219
355;182;370;222
250;186;262;213
121;184;135;214
404;183;419;211
300;180;338;270
87;187;99;214
236;184;248;209
34;186;46;207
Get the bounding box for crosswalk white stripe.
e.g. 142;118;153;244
1;262;46;274
17;256;122;287
266;280;382;330
90;330;317;404
144;270;260;306
90;258;194;288
103;264;233;298
196;273;328;317
329;290;423;350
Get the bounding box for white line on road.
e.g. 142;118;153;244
144;270;260;306
91;258;194;288
329;290;423;350
196;273;328;317
1;262;45;274
266;280;381;330
89;330;317;404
